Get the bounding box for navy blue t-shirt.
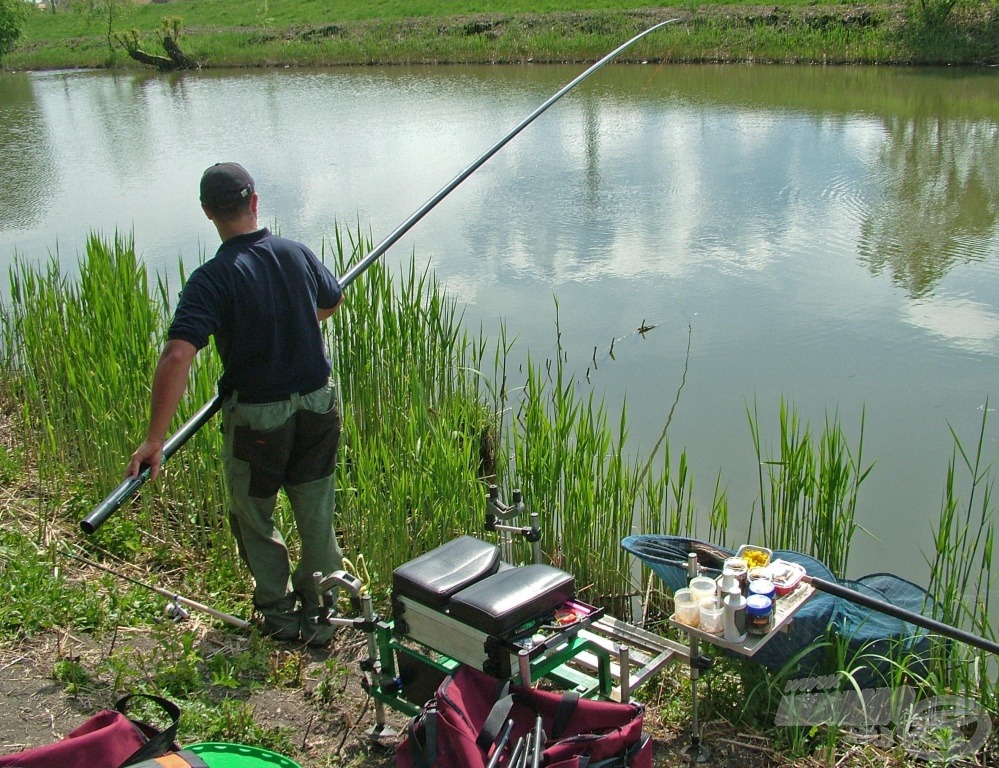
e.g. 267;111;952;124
168;228;342;399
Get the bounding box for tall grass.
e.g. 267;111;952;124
2;230;703;616
748;399;872;578
924;406;997;706
737;400;998;756
326;245;497;584
4;234;227;558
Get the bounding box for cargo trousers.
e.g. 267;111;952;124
221;381;343;642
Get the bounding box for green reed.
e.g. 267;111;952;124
325;247;497;582
737;400;998;754
2;229;709;617
3;234;229;560
325;246;702;610
748;398;872;578
487;303;707;615
923;405;997;705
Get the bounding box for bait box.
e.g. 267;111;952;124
769;559;806;596
667;578;815;657
735;544;773;569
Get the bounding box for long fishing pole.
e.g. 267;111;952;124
67;551;251;629
804;574;999;656
81;19;680;536
627;550;999;656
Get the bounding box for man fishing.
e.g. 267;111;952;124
126;162;344;647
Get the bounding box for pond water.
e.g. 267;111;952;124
1;62;998;586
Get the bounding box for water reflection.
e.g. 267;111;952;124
0;74;55;231
860;117;999;297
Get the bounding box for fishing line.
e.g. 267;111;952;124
635;320;692;487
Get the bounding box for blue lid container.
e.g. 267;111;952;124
745;594;773;616
748;578;776;601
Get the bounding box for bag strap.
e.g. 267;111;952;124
409;701;438;768
587;732;651;768
550;691;579;740
478;685;579;750
115;694;182;768
476;680;513;751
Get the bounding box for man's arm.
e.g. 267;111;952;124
317;294;344;323
125;338;199;480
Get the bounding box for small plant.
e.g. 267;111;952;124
203;637;271;692
311;656;352;704
267;649;304;688
141;626;205;697
909;0;962;27
0;443;20;486
52;656;92;695
208;659;241;690
179;699;296;757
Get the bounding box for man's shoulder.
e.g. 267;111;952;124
183;251;235;294
267;232;313;255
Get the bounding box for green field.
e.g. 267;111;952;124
6;0;999;69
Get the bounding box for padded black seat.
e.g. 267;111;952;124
447;564;575;637
392;536;500;610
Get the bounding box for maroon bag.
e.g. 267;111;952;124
0;694;184;768
397;665;652;768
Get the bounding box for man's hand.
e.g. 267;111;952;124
126;438;166;480
124;338;198;482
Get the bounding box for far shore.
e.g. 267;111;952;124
5;5;999;71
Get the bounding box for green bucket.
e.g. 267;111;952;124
185;742;303;768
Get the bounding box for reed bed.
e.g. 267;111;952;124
748;399;871;578
2;231;698;614
326;249;497;583
923;407;998;706
4;234;227;556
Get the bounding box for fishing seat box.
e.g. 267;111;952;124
391;535;576;678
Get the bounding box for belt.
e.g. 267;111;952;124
232;381;326;405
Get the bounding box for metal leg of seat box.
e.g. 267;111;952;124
682;635;711;763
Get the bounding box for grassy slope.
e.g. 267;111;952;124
7;0;999;69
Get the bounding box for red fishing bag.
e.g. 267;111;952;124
0;693;199;768
397;665;652;768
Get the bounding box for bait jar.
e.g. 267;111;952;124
745;595;773;636
748;578;776;602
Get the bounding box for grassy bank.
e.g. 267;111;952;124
5;0;999;70
2;233;997;765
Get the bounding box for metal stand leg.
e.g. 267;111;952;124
312;569;400;743
681;635;710;763
359;593;399;742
